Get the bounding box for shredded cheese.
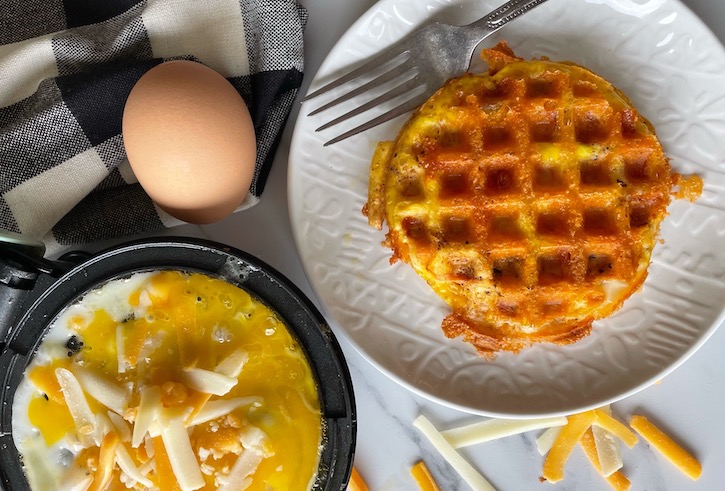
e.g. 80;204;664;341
158;408;205;491
190;397;261;427
116;324;126;374
629;415;702;480
593;409;637;448
217;449;263;491
592;424;623;477
542;410;596;483
591;406;623;477
87;431;120;491
442;416;567;449
116;443;154;488
133;385;162;448
152;436;181;491
55;368;96;444
73;367;128;416
413;415;496;491
536;426;563;456
108;411;132;443
410;460;441;491
580;428;631;491
214;348;249;378
182;367;237;396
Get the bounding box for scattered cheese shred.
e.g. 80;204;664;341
593;409;638;448
413;415;496;491
87;431;120;491
158;408;205;491
410;460;441;491
152;436;182;491
55;368;96;443
116;324;127;374
217;449;264;491
542;410;596;483
116;443;154;488
580;429;631;491
133;385;162;448
592;424;623;477
215;348;249;378
442;416;567;449
592;406;623;478
536;426;563;456
182;367;237;396
190;396;261;427
184;391;213;425
108;411;132;443
629;415;702;480
73;367;128;416
348;466;369;491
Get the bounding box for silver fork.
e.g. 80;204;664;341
305;0;550;146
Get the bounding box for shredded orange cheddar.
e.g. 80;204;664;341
411;460;441;491
543;411;596;483
152;436;182;491
349;466;369;491
184;391;213;424
87;431;119;491
630;415;702;480
580;428;631;491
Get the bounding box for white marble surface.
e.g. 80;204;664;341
79;0;725;489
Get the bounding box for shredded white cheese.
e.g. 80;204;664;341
159;408;205;491
108;411;132;443
132;385;161;448
536;425;563;456
73;367;128;416
190;397;261;427
217;449;263;491
442;416;567;449
214;348;249;378
116;324;127;374
116;444;154;488
592;406;623;477
413;415;496;491
55;368;96;445
182;367;237;396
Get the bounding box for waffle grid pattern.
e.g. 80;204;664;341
382;61;673;347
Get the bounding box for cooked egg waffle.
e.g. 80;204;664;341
365;42;677;355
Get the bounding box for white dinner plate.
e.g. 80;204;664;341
288;0;725;417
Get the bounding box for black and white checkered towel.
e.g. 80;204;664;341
0;0;307;252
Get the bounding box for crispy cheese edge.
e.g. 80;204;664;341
364;141;394;230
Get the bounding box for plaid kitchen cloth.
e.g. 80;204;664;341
0;0;307;253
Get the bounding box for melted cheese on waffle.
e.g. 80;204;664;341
365;42;694;355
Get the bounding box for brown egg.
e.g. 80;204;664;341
122;60;256;224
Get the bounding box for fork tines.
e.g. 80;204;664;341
305;45;429;146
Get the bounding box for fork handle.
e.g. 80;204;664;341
465;0;549;34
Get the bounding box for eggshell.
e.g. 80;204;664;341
122;60;256;224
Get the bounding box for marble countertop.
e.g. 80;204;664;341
81;1;725;489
